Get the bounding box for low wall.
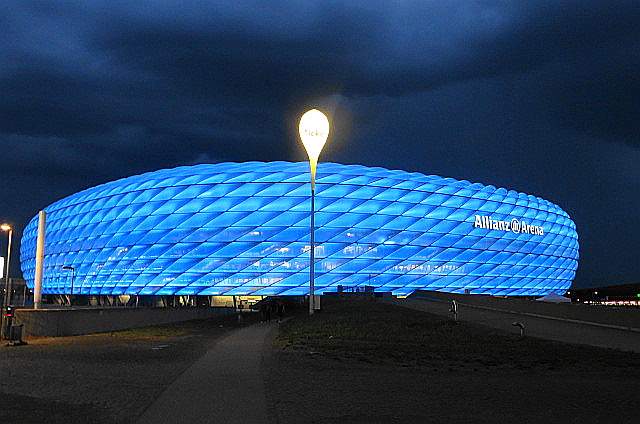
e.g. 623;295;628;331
13;306;235;337
414;290;640;330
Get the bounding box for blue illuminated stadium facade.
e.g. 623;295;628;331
20;162;579;297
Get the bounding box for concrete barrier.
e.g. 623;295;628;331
13;307;235;337
413;290;640;330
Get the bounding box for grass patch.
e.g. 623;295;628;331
276;297;640;372
96;313;240;341
105;326;190;340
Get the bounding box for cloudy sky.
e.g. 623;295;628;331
1;1;638;288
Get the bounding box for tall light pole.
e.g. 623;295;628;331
1;224;12;306
299;109;330;315
62;266;75;306
1;223;12;338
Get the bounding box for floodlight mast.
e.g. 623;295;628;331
299;109;330;315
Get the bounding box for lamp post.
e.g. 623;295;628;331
1;223;12;338
299;109;330;315
62;266;75;306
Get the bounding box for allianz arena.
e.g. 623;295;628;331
20;162;579;297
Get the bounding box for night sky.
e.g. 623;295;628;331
1;1;638;288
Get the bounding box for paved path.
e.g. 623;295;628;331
389;296;640;352
136;322;278;424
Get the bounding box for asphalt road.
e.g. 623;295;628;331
389;295;640;352
136;321;278;424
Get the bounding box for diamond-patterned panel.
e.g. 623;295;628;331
20;162;579;297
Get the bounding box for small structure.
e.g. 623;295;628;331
536;292;571;303
511;321;525;337
449;299;458;321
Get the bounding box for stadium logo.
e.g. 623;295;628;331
474;215;544;235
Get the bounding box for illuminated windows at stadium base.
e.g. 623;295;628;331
20;162;579;297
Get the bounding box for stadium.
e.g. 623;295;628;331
20;162;579;302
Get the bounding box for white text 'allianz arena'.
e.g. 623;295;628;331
20;162;579;297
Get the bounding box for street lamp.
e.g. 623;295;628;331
1;224;12;306
1;223;12;338
62;266;76;306
299;109;330;315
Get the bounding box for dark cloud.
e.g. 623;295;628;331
0;0;638;285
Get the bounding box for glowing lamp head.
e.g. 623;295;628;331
0;223;11;232
299;109;329;163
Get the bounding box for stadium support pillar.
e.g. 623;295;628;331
34;210;46;309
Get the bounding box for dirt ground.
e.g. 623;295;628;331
265;350;640;424
0;314;245;424
265;298;640;424
1;305;639;424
